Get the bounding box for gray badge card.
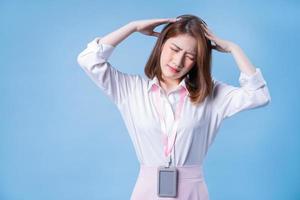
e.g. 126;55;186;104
157;166;178;197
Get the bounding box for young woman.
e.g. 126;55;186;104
77;14;271;200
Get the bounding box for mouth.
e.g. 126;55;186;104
167;65;180;73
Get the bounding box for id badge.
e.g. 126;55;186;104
157;166;178;198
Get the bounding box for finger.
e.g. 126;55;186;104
212;45;220;50
204;32;219;44
212;45;226;52
209;38;217;46
169;17;180;22
201;23;208;28
152;31;160;37
201;24;214;36
166;17;182;22
204;33;215;41
155;18;177;25
203;27;214;37
212;45;222;51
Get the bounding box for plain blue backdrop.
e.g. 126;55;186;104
1;0;299;199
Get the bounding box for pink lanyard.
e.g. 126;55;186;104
152;84;187;166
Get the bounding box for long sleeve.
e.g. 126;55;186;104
206;68;271;148
211;68;271;120
77;37;139;108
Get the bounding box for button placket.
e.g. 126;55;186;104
159;90;173;119
163;96;175;124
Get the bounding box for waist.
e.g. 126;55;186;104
139;164;205;180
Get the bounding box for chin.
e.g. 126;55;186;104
163;73;180;81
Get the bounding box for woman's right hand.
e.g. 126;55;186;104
131;18;180;37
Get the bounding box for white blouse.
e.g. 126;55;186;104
77;37;271;167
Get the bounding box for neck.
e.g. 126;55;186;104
159;76;181;94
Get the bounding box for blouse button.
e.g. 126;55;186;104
168;95;176;104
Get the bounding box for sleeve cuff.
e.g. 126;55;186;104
239;68;267;90
87;37;116;61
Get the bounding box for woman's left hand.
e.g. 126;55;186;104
201;24;237;53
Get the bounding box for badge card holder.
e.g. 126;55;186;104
157;165;178;198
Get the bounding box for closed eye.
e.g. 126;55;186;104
170;47;179;52
170;47;195;60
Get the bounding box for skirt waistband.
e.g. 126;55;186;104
139;164;205;180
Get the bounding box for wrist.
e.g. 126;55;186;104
229;43;240;53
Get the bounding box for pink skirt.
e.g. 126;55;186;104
130;165;210;200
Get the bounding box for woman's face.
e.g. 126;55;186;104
160;34;197;84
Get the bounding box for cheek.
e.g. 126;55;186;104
161;51;172;66
164;48;173;58
182;62;195;73
183;60;195;69
186;57;195;64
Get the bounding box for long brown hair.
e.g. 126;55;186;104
144;14;213;106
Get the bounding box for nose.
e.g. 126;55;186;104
172;53;184;69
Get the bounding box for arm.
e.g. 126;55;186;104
202;24;271;120
230;43;256;76
202;23;262;76
95;17;177;47
77;18;177;107
77;22;139;107
97;22;136;47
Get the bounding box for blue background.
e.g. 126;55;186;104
1;0;299;199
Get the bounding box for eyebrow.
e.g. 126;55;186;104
171;43;196;56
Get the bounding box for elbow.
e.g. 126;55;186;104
259;92;271;107
77;53;84;68
263;87;271;106
76;50;106;71
266;94;271;105
76;52;92;70
76;48;92;69
247;88;271;108
255;85;272;107
262;96;271;106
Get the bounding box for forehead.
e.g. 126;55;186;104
166;34;197;54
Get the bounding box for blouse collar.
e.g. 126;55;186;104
147;75;189;95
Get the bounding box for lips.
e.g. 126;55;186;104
167;65;180;73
